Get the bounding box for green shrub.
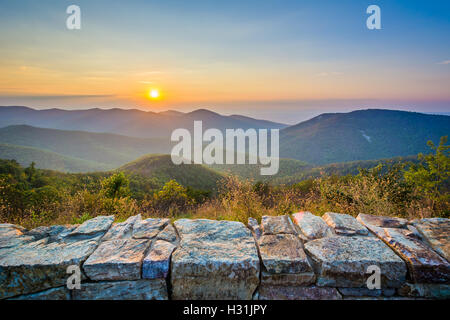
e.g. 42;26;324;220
150;180;194;215
101;172;130;199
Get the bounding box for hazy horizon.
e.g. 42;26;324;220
1;104;449;125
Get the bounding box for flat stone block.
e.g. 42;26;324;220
101;215;140;242
142;240;176;279
261;215;296;235
411;218;450;262
337;287;396;297
257;286;342;300
292;212;333;240
171;219;259;300
72;279;167;300
261;271;316;287
83;239;151;281
382;228;450;284
357;213;408;229
304;236;407;288
257;234;312;274
0;238;98;299
323;212;368;236
132;218;170;240
8;287;70;300
398;282;450;299
0;224;34;249
68;216;114;237
156;223;179;244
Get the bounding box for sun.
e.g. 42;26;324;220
149;89;160;99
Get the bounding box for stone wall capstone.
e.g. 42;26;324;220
0;212;449;300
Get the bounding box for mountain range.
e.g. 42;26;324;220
0;106;448;174
279;109;449;165
0;125;170;171
0;106;286;138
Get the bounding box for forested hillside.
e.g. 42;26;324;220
280;109;449;164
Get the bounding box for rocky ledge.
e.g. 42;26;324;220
0;212;449;300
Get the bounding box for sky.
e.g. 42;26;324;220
0;0;449;124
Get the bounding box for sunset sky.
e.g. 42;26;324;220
0;0;449;123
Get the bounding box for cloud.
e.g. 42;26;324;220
0;94;115;100
437;60;450;65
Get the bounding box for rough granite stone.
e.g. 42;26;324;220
0;224;34;249
257;234;312;274
304;236;407;288
26;225;76;242
143;240;176;279
398;282;450;299
247;217;262;240
357;213;408;229
292;211;333;240
406;225;424;240
101;215;141;242
323;212;368;236
2;215;449;301
68;216;114;237
72;279;168;300
8;286;70;300
132;218;170;240
0;237;98;299
156;223;179;244
257;286;342;300
337;287;396;297
83;239;151;281
0;223;26;232
381;228;450;284
260;271;316;286
411;218;450;262
343;296;423;300
171;219;260;300
261;215;296;235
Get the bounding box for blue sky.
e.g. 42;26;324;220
0;0;449;123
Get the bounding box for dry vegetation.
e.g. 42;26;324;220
1;137;448;229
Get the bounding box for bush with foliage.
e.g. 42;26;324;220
101;172;130;199
149;180;195;215
404;136;449;217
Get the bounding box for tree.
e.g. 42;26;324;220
152;180;194;212
404;136;450;215
101;172;130;199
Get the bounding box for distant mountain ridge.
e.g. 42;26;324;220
280;109;449;165
0;106;287;138
0;107;448;173
0;125;171;170
0;143;107;172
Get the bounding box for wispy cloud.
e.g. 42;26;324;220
437;60;450;65
0;94;115;100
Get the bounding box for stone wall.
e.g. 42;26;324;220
0;212;449;300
